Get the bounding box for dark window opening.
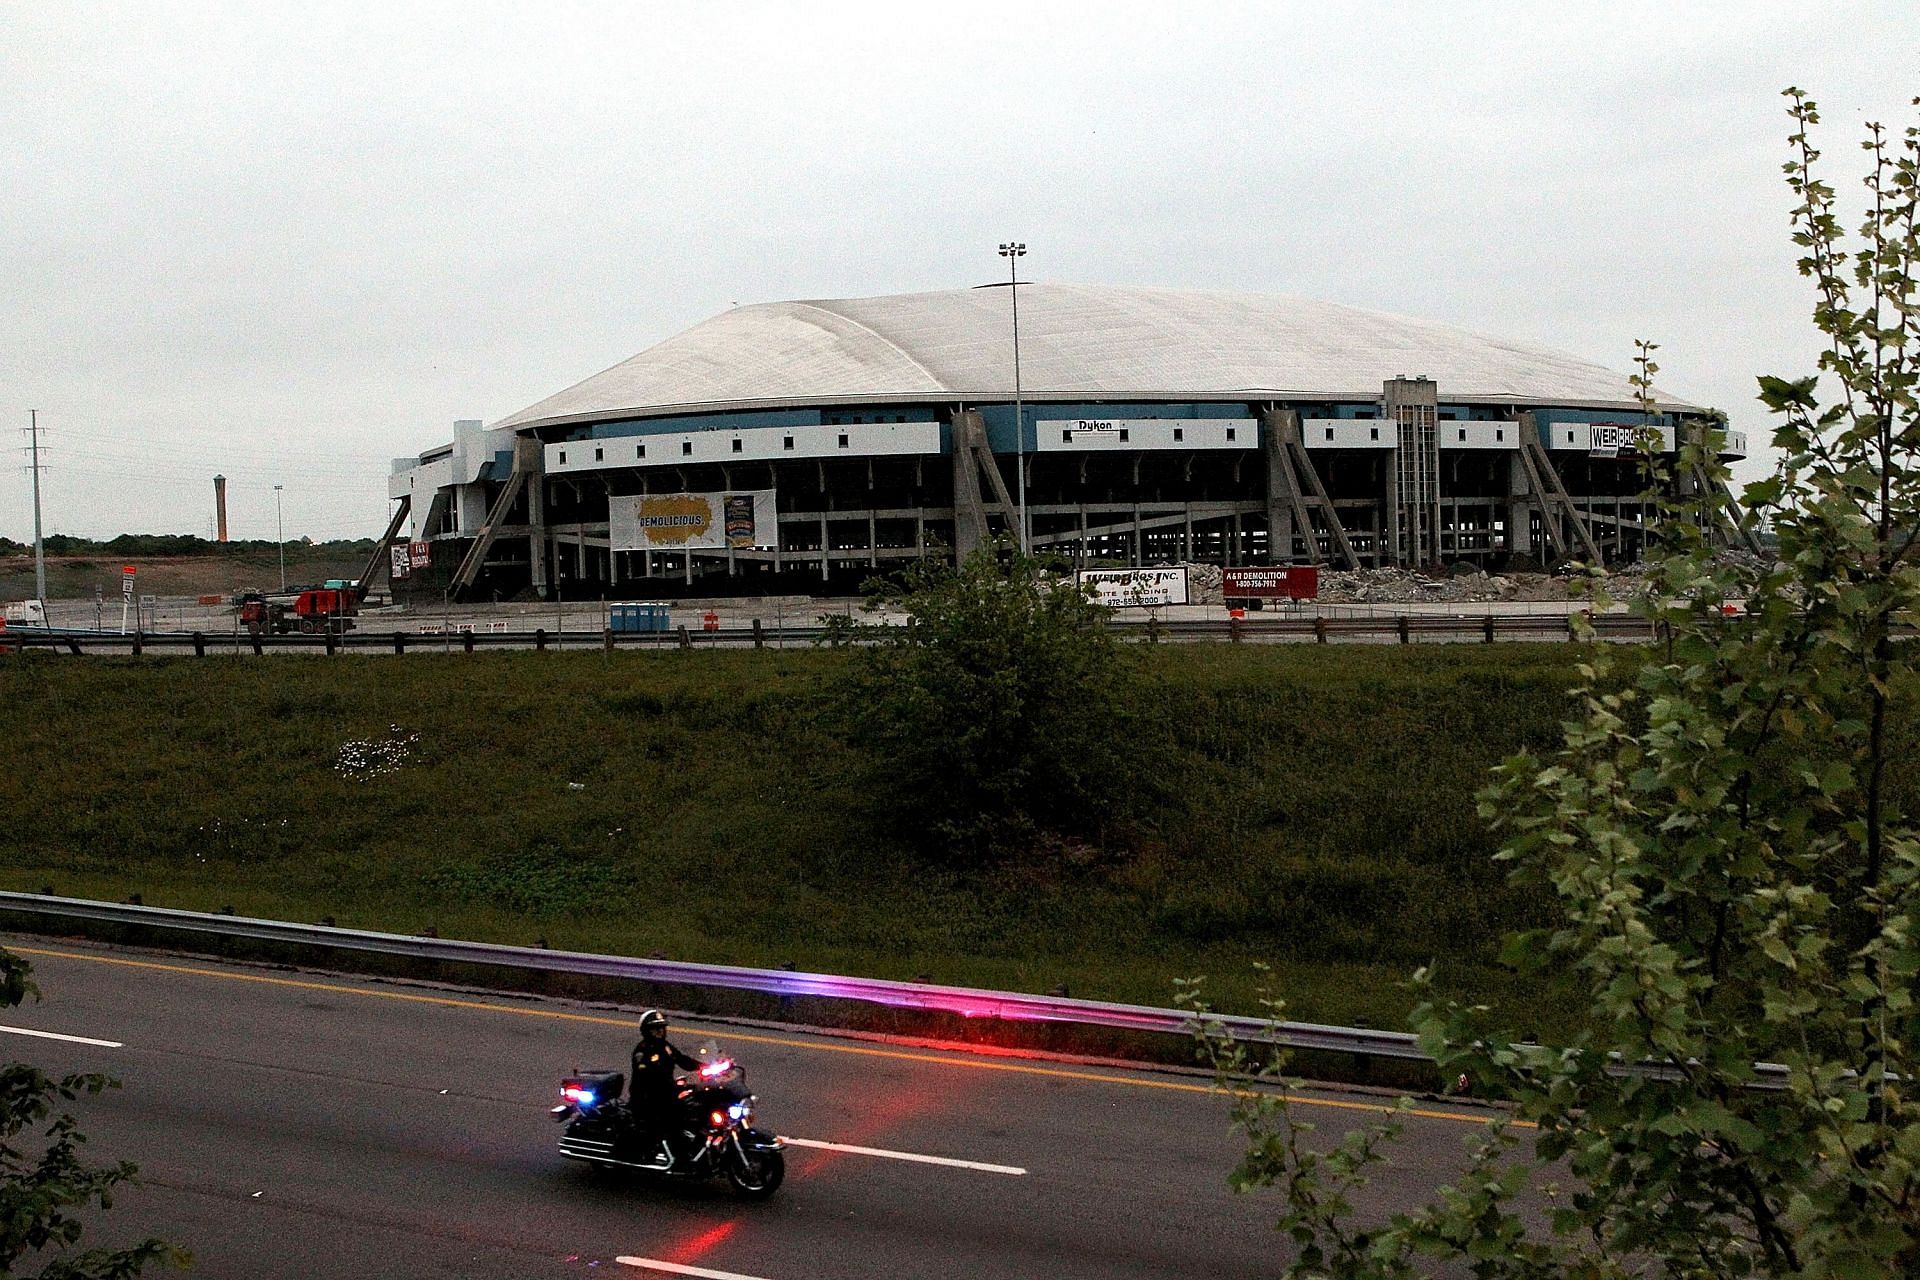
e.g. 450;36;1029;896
1325;427;1335;441
1225;427;1236;441
1062;429;1074;443
1496;429;1504;442
783;436;794;451
1458;429;1467;442
1173;427;1184;442
1369;427;1379;441
593;447;603;462
636;444;646;458
1118;428;1130;442
731;439;743;453
837;433;849;448
682;441;692;456
558;450;567;464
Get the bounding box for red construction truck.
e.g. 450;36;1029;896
239;585;359;636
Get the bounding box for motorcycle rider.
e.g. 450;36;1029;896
629;1009;700;1147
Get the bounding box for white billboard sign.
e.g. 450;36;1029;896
1077;567;1190;607
609;490;778;552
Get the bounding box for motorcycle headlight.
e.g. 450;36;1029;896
727;1100;752;1124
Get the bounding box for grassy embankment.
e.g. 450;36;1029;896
3;645;1626;1037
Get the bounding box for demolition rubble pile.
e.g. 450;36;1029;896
1310;567;1566;604
1305;552;1768;606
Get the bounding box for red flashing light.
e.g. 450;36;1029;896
698;1058;733;1078
709;1109;728;1128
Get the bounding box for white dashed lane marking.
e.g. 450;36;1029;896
616;1258;774;1279
0;1024;123;1048
782;1136;1026;1175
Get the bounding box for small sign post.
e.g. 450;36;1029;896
119;565;136;635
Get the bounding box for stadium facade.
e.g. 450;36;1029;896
386;284;1751;599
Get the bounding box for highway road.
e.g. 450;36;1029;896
0;939;1509;1279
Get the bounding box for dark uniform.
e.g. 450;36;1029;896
629;1035;699;1133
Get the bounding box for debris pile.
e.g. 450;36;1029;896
1183;562;1226;604
1313;567;1567;604
334;724;420;782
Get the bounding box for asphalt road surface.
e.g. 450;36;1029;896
0;939;1508;1279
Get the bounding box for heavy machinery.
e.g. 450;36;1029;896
238;585;359;636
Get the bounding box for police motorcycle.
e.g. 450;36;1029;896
551;1041;786;1199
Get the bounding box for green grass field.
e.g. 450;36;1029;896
1;644;1607;1035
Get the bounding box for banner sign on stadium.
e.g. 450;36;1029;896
390;544;411;579
1588;423;1661;458
409;540;430;569
1222;566;1319;600
609;490;778;552
1077;567;1190;607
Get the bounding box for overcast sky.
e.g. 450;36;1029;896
3;2;1915;543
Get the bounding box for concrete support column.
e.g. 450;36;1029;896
1507;452;1534;557
1383;458;1400;567
1383;377;1440;567
950;410;996;562
528;476;550;598
1262;412;1294;561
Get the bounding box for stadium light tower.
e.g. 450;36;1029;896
998;241;1028;552
273;484;286;591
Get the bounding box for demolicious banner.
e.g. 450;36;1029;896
609;490;778;552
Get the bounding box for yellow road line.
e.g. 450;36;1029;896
8;943;1523;1128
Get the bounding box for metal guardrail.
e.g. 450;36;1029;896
0;892;1428;1062
0;611;1673;655
0;893;1803;1086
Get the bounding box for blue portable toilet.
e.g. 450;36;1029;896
611;603;671;634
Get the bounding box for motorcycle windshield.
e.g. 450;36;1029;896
688;1040;741;1085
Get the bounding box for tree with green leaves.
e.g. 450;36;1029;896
1186;90;1920;1278
830;544;1147;857
0;949;182;1279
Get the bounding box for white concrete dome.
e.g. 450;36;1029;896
494;283;1688;431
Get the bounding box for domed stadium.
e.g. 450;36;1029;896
386;284;1751;599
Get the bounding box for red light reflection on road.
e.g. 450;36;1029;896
788;1067;988;1179
659;1218;738;1266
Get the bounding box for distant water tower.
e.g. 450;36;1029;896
213;474;228;542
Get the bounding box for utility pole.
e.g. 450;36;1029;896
28;410;47;603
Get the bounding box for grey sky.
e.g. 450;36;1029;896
3;1;1914;544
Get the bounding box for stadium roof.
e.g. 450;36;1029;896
494;284;1693;430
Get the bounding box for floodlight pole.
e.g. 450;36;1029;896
999;241;1028;553
29;410;47;604
274;485;286;591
